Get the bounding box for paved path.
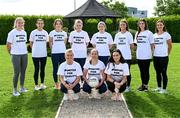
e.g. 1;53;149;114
55;91;133;118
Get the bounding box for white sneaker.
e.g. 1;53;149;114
34;85;40;91
88;94;93;99
111;93;116;101
159;89;167;94
73;94;79;100
124;87;131;92
153;87;162;92
40;84;47;90
63;94;68;101
20;88;28;93
94;93;101;99
13;91;20;96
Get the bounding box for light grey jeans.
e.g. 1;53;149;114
11;54;28;90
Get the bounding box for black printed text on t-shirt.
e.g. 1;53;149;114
154;37;163;45
96;37;107;44
73;36;84;44
16;35;26;42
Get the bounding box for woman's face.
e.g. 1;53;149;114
113;52;121;63
36;21;44;29
65;52;74;63
55;21;62;30
119;22;127;31
156;22;164;32
90;50;98;60
16;20;24;29
98;24;105;32
75;22;83;31
139;21;145;30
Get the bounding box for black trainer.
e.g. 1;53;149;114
137;85;144;91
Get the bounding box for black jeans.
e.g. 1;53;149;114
32;57;47;85
74;58;86;70
99;56;109;66
125;60;131;87
60;82;80;94
153;56;169;89
106;81;126;93
137;59;151;85
51;53;65;83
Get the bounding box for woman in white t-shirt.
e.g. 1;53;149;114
68;19;90;69
114;19;134;92
29;19;49;91
134;18;154;91
105;49;129;101
57;49;83;100
83;49;107;99
91;21;113;66
6;17;28;96
49;19;67;89
153;19;172;94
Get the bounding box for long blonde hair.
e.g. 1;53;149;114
13;17;25;29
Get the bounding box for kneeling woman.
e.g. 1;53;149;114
105;49;129;101
57;49;83;100
83;49;107;99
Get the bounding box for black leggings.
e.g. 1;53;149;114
153;56;169;89
106;81;126;93
137;59;151;85
32;57;47;85
125;60;131;87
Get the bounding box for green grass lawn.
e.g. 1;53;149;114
0;44;180;118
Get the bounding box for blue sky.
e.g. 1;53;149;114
0;0;156;17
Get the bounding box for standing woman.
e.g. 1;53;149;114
30;19;49;90
105;49;129;101
83;49;107;99
114;19;134;92
153;19;172;94
91;21;113;66
68;19;90;69
49;19;67;89
7;17;28;96
134;18;154;91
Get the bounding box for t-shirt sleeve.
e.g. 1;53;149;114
148;31;154;44
68;32;73;43
100;62;105;70
64;32;68;39
46;31;49;42
134;32;138;44
123;63;130;76
128;32;134;44
29;31;34;42
90;34;96;44
114;33;118;44
49;31;53;38
7;31;13;43
85;32;90;43
166;32;171;41
108;33;113;44
83;62;89;69
57;64;64;76
104;64;111;75
77;63;83;76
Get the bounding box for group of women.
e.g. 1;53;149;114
6;17;172;101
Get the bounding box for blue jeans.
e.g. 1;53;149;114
51;53;65;83
98;56;109;66
83;81;107;94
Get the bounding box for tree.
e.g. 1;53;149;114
154;0;180;16
101;0;128;18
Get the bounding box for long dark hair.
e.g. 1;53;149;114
136;18;149;39
107;49;125;69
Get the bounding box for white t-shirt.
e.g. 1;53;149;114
134;30;154;59
105;63;129;82
7;29;27;55
91;32;113;56
83;60;105;80
68;30;90;58
153;32;171;57
114;31;133;60
57;61;83;84
49;30;67;54
29;29;49;57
